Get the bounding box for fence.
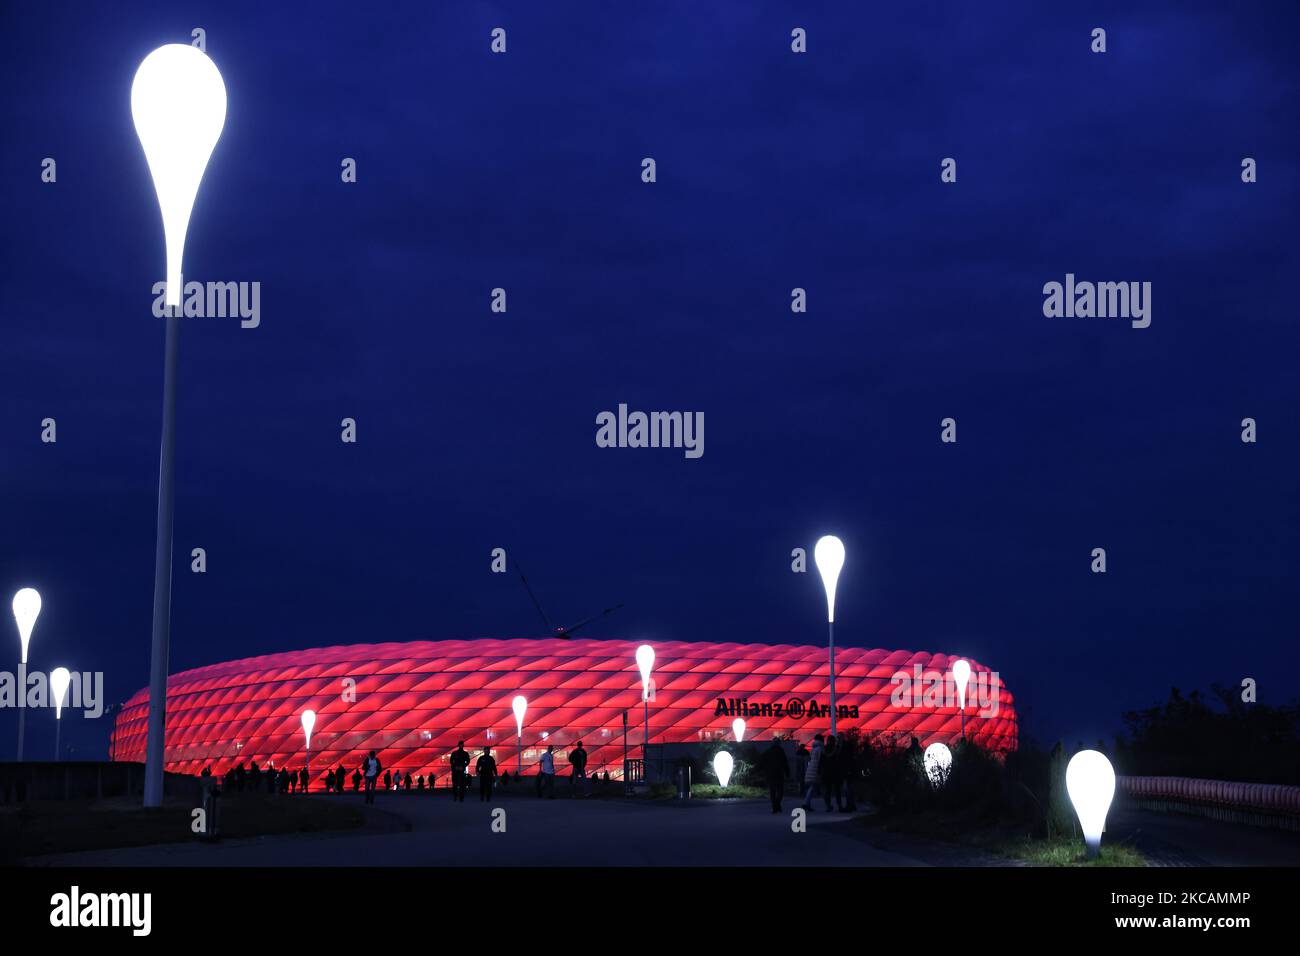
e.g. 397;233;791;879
1117;775;1300;831
0;761;199;804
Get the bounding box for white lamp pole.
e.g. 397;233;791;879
132;44;227;808
952;659;971;740
512;695;527;776
11;588;41;761
50;666;72;761
813;536;845;736
635;644;655;783
301;710;316;793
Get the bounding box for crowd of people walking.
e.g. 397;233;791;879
208;738;606;801
207;733;858;813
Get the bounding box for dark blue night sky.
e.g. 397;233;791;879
2;1;1298;760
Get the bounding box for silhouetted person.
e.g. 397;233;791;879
299;767;309;794
820;735;840;811
248;760;260;793
539;745;556;798
352;768;362;792
384;769;392;792
801;735;824;811
476;746;498;802
418;775;425;790
569;741;588;796
404;771;412;792
836;734;857;812
758;736;790;813
363;751;381;804
450;741;471;802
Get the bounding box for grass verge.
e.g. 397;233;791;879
0;793;367;861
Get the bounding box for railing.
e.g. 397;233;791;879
1117;775;1300;831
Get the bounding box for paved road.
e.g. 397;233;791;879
35;793;933;867
1107;806;1300;867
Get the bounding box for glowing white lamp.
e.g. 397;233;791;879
952;659;971;739
301;709;316;749
732;717;746;742
813;535;845;734
512;694;527;775
1066;750;1116;859
636;644;655;699
923;742;952;788
12;588;41;665
813;536;845;623
50;667;72;719
50;666;72;761
131;44;227;306
713;750;734;788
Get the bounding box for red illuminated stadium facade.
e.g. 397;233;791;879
110;638;1017;783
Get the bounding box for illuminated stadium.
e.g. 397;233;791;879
110;639;1017;782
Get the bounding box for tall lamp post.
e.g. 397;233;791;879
635;644;654;783
50;667;72;761
301;710;316;793
813;535;845;736
952;659;971;741
132;44;227;808
11;588;41;761
512;695;527;777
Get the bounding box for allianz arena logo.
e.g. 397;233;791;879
714;698;861;720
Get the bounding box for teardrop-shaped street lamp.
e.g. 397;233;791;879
635;644;655;783
301;710;317;792
50;666;72;761
132;43;227;809
952;659;971;740
11;588;41;761
512;695;528;776
813;535;845;734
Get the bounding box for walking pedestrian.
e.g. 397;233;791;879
363;750;382;804
758;736;790;813
539;745;556;799
569;740;588;796
476;745;498;802
450;741;471;802
800;735;825;811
